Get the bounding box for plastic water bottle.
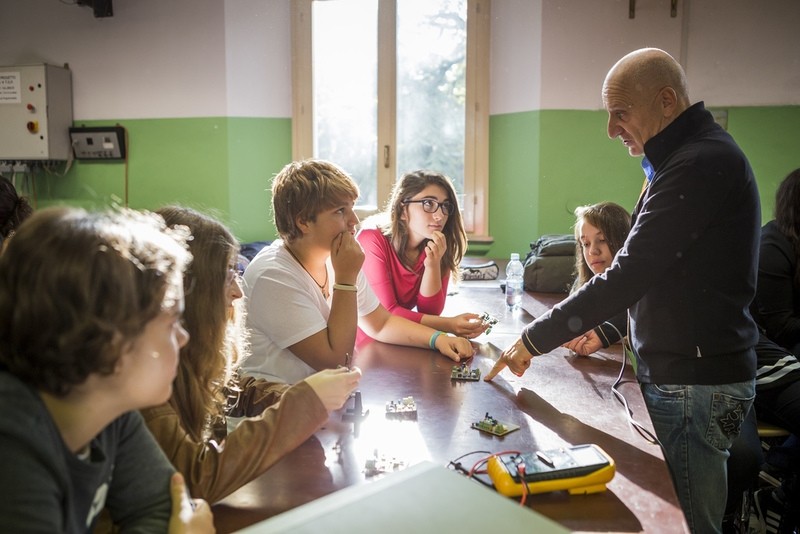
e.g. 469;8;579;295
505;252;524;311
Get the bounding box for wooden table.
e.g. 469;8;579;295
213;279;688;533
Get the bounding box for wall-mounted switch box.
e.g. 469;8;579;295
0;64;73;160
69;126;126;160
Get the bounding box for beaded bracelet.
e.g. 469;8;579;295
428;330;445;350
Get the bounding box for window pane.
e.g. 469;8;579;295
313;0;379;207
397;0;466;194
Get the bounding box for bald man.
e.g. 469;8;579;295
486;48;760;533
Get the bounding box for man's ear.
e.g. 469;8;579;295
659;86;678;118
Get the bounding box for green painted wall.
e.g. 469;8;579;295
226;117;291;243
726;107;800;223
29;106;799;257
487;105;800;259
32;117;291;244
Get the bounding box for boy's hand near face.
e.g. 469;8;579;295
330;232;364;284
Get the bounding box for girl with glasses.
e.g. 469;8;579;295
357;170;489;340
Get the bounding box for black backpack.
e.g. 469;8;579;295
523;234;576;293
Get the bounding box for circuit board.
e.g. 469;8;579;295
452;363;481;381
385;396;418;419
479;311;499;334
471;412;519;436
364;454;407;477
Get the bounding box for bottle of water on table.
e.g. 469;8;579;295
505;252;524;311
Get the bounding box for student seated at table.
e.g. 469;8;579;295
748;331;800;533
748;168;800;531
751;167;800;357
357;170;489;341
561;201;631;355
142;206;361;503
0;207;213;533
241;159;474;384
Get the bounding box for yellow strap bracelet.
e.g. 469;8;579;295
333;283;358;292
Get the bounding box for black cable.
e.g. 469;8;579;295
446;450;492;477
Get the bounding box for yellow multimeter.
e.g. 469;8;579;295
486;444;615;497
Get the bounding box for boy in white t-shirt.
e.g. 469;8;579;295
242;159;474;383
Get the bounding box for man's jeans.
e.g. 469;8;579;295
642;380;755;534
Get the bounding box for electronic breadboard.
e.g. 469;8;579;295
487;444;615;496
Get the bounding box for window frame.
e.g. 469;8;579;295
291;0;490;239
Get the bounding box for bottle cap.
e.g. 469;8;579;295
510;253;520;261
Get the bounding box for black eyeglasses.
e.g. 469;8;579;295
402;198;453;216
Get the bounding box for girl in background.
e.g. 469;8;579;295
749;169;800;532
143;206;361;503
358;170;488;339
752;168;800;355
563;201;631;354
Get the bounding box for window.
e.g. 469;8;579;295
292;0;489;237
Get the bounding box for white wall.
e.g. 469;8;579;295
490;0;800;113
0;0;231;120
224;0;292;118
685;1;800;106
1;0;797;120
489;0;542;115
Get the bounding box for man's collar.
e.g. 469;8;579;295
643;101;711;171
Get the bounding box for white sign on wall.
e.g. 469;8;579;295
0;72;21;104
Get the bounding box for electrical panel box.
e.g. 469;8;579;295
0;64;73;160
70;126;126;160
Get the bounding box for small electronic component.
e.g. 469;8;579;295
364;451;407;477
471;412;519;436
486;444;615;496
479;311;499;334
385;396;417;419
342;391;369;422
451;363;481;381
